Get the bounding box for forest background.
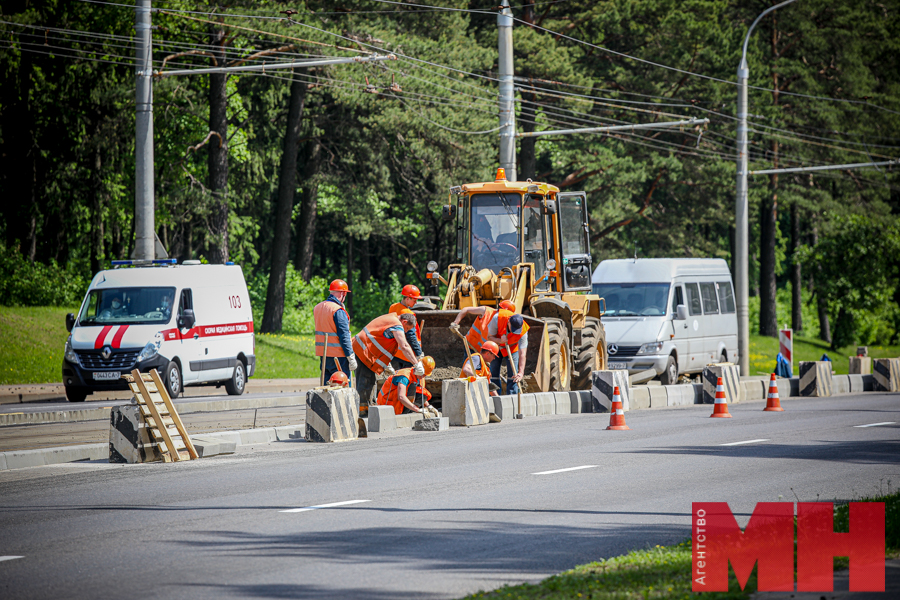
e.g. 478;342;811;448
2;0;899;351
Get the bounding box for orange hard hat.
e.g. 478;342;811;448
499;300;516;312
421;356;435;376
401;284;421;299
328;371;349;387
481;341;500;357
329;279;351;293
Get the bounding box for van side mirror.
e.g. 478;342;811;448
676;304;688;320
179;308;195;330
542;200;557;215
65;313;76;332
442;204;457;221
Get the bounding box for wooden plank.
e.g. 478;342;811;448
131;369;180;461
149;369;198;460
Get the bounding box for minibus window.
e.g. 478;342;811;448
700;282;719;314
592;282;669;316
78;287;176;325
685;283;702;315
671;285;684;313
717;282;736;313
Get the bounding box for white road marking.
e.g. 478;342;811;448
280;499;370;513
853;422;896;428
0;556;23;563
532;465;598;476
720;439;769;446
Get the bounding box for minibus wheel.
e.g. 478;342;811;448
225;360;246;396
165;361;182;399
660;355;678;385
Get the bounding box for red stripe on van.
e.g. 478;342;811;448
160;321;253;341
111;325;129;349
94;325;113;349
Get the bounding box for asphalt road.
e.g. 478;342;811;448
0;393;898;599
0;391;300;415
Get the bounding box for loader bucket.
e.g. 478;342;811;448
412;309;545;403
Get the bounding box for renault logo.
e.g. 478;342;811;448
101;346;112;360
607;344;618;355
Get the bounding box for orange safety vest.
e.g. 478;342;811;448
388;302;421;360
352;314;402;373
465;307;515;352
313;300;349;357
500;320;530;357
376;368;431;415
459;353;491;378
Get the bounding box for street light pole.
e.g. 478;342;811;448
134;0;155;260
735;0;798;376
498;5;517;180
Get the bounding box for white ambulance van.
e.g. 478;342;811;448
62;259;255;402
591;258;738;385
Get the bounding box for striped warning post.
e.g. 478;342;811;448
702;364;742;405
606;386;630;430
873;358;900;392
305;387;360;443
763;373;784;412
108;405;163;463
442;377;491;426
799;361;833;397
779;328;793;371
710;377;732;418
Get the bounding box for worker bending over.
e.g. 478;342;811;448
376;357;436;415
353;312;423;410
451;303;529;395
388;284;425;369
460;340;500;397
313;279;356;383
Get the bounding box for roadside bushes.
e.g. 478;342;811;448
248;265;399;334
0;241;87;307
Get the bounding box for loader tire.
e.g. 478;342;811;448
545;319;572;392
573;317;605;390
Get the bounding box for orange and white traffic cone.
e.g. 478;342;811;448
710;376;732;418
606;386;631;430
763;373;784;412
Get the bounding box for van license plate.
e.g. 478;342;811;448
608;362;628;370
92;371;120;381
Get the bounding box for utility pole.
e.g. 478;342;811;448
735;0;797;377
134;0;155;260
498;5;516;180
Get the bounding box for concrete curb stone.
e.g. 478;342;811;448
630;386;650;410
552;392;571;415
648;386;667;408
832;374;851;395
848;374;865;393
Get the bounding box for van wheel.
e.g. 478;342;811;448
660;355;678;386
225;360;246;396
66;387;87;402
164;361;182;399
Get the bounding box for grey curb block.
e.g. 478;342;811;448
0;424;303;471
0;394;307;427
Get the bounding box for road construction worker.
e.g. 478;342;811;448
451;305;529;395
313;279;355;384
353;311;423;409
388;284;425;369
376;356;436;415
460;340;500;397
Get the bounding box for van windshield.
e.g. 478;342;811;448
78;287;176;326
592;282;670;316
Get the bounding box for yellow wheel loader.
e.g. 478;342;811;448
413;168;607;401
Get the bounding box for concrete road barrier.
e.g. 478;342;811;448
109;405;162;464
849;356;872;375
630;386;651;410
702;364;743;404
874;358;900;392
591;370;631;413
570;391;591;414
648;386;667;408
442;378;491;426
741;379;766;401
534;392;555;416
832;374;851;396
848;374;865;393
665;385;696;407
799;361;833;397
305;387;360;442
552;392;571;415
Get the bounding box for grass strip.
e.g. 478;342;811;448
463;490;900;600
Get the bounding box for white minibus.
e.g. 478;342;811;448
591;258;738;384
